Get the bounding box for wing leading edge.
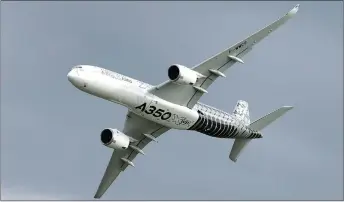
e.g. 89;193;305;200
149;4;300;108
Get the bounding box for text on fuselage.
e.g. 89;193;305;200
101;69;132;83
135;103;172;120
135;102;194;127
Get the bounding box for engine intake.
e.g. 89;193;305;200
168;64;203;85
100;129;113;145
168;65;181;81
100;128;130;150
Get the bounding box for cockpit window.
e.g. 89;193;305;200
73;66;82;69
72;65;99;72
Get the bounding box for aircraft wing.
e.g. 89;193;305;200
94;111;170;198
149;4;299;108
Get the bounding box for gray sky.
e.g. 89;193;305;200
1;1;343;200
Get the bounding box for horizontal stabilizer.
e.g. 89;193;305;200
229;139;251;162
249;106;293;131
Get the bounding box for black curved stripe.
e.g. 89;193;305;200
209;117;218;134
248;133;255;138
201;117;210;133
209;117;215;133
203;117;212;135
195;116;202;130
213;120;224;137
192;114;205;131
227;125;235;138
221;123;231;138
230;128;238;138
188;110;261;139
189;116;201;130
228;128;235;138
230;125;236;135
220;123;228;137
218;123;228;138
218;124;229;138
199;116;206;130
223;125;231;138
212;120;221;136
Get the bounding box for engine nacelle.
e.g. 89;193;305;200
100;128;130;150
168;64;203;85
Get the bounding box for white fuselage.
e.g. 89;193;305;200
67;65;199;130
67;65;261;139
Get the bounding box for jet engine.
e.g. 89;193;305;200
168;64;204;85
100;128;130;150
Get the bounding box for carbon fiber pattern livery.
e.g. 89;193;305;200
188;110;262;139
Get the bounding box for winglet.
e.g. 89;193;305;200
288;4;300;16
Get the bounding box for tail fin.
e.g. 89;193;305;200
229;100;251;162
229;104;293;162
232;100;250;126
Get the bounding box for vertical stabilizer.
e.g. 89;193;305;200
232;100;250;125
229;100;251;162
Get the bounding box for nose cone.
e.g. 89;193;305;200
67;69;83;88
67;69;78;82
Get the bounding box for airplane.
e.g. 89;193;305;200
67;4;299;199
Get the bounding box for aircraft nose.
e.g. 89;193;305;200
67;69;78;82
67;69;83;88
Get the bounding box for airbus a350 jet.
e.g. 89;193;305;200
68;4;299;199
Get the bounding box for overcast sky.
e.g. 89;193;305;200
1;1;343;200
